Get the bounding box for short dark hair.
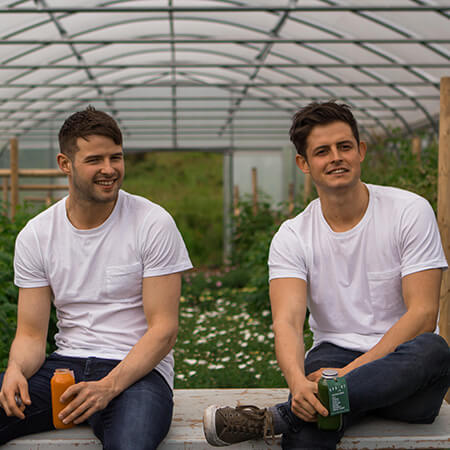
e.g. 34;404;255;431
58;106;123;159
289;101;360;159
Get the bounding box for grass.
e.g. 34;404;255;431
174;271;313;389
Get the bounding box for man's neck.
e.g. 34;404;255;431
318;181;369;232
65;195;118;230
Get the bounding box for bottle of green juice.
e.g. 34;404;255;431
317;369;342;431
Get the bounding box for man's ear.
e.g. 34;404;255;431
358;141;367;163
296;154;310;174
57;153;72;176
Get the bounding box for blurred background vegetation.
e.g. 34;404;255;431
0;133;439;387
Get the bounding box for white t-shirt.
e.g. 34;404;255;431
269;184;447;352
14;190;193;389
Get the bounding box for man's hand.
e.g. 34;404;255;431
306;367;347;383
290;378;329;422
0;364;32;419
59;379;117;425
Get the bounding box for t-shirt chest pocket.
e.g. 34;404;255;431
106;262;142;300
367;267;403;311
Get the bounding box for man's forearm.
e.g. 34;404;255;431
101;323;177;396
274;323;308;389
8;335;47;379
343;308;436;375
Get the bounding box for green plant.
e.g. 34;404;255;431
0;204;57;370
363;131;438;210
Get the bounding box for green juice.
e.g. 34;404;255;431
317;369;342;431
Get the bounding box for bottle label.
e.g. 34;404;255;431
327;377;350;415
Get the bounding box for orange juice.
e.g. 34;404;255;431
51;368;75;429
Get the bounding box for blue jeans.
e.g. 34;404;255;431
275;333;450;450
0;353;173;449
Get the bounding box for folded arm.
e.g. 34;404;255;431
308;268;442;381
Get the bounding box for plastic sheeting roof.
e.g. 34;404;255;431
0;1;449;152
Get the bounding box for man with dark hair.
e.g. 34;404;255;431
0;107;193;449
203;101;450;449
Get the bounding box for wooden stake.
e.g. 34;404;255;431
438;77;450;354
252;167;258;215
412;136;421;162
303;173;312;203
10;138;19;219
438;76;449;408
233;185;240;216
288;182;294;216
2;177;8;208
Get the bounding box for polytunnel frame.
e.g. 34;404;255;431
0;1;449;262
0;2;448;143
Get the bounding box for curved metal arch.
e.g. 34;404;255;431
3;5;440;134
2;6;449;13
264;14;417;134
3;44;302;132
0;1;446;145
264;0;443;132
320;0;442;130
4;71;173;140
1;9;313;133
245;41;390;137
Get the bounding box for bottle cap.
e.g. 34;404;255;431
322;369;338;379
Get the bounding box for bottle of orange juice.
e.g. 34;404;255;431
51;368;75;429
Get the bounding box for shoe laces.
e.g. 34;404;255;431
232;405;275;443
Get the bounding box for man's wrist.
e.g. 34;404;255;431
286;371;308;392
6;360;23;374
100;373;123;397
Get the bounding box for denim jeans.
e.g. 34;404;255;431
0;353;173;450
275;333;450;450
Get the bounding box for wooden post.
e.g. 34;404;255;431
303;173;312;203
10;138;19;219
233;185;240;216
252;167;258;215
438;77;450;403
438;77;450;402
412;136;421;162
2;177;8;207
288;182;294;216
438;77;450;354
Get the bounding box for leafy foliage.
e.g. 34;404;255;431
362;131;438;211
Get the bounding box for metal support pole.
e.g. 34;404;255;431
10;138;18;219
223;149;233;264
252;167;258;215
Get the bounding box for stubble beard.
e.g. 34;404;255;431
72;169;123;205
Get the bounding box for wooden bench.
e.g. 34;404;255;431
3;389;449;449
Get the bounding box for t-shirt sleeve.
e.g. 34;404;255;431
140;208;193;278
268;221;308;281
400;198;448;277
14;224;49;288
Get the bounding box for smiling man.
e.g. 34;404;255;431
203;101;450;449
0;106;193;449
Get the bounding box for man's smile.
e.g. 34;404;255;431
326;167;349;175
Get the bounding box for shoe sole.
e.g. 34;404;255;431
203;405;230;447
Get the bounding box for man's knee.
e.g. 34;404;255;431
400;333;449;364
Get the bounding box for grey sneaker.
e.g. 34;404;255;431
203;404;274;446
